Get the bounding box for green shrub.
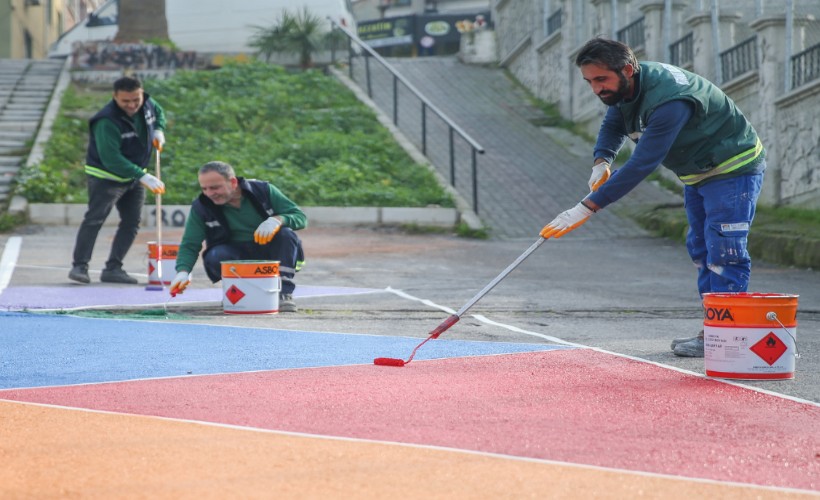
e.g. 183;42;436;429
17;62;453;208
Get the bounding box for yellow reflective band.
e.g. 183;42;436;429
679;138;763;186
84;165;134;182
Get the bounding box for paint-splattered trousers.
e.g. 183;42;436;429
684;168;764;296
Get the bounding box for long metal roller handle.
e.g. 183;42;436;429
455;237;546;317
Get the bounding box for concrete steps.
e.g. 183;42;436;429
0;58;62;207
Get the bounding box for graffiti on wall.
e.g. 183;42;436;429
71;41;201;81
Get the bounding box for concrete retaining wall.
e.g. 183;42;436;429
26;203;460;228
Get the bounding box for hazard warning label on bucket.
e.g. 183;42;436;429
225;285;246;305
750;332;787;366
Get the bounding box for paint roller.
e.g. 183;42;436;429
374;237;547;367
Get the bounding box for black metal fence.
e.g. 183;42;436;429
720;36;758;83
617;17;645;50
791;42;820;89
669;32;694;68
328;20;485;213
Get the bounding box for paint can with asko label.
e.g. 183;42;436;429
702;293;798;380
221;261;281;314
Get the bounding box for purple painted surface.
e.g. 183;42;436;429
0;285;378;310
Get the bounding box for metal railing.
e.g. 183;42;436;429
546;8;562;36
791;42;820;89
617;17;645;50
669;32;693;68
720;36;758;83
328;20;485;213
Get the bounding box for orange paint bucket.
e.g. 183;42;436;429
221;260;281;314
147;241;179;285
702;292;799;380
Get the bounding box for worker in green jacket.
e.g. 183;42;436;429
69;76;167;285
169;161;307;313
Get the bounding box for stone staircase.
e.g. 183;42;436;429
0;58;64;208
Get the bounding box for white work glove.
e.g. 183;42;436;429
139;173;165;194
588;162;611;192
254;217;282;245
152;130;165;152
169;271;190;296
540;202;595;239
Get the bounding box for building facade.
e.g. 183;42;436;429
0;0;103;59
494;0;820;208
354;0;491;56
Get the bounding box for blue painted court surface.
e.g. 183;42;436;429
0;311;573;389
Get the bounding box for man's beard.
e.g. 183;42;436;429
597;71;630;105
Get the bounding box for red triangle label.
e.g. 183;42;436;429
749;332;788;366
225;285;246;305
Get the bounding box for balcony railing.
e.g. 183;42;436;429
669;32;693;68
791;42;820;89
546;8;562;36
617;17;645;50
720;36;758;82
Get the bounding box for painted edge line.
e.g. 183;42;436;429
0;236;22;293
0;398;816;496
386;287;820;408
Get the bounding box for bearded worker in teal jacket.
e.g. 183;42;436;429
540;38;765;358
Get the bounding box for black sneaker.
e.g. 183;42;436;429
100;268;138;284
68;264;90;284
279;293;298;313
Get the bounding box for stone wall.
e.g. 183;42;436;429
493;1;820;208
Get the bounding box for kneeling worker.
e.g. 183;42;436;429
169;161;306;312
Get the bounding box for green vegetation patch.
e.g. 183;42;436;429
630;203;820;269
16;62;453;208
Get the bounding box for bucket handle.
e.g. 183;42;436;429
766;312;799;358
228;266;281;294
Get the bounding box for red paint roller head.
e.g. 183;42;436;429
372;314;460;368
373;357;406;367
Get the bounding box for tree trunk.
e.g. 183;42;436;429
114;0;170;43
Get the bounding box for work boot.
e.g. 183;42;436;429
100;268;138;284
68;264;90;284
279;293;298;313
671;330;704;350
673;335;705;357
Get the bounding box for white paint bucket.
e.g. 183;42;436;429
221;260;281;314
147;241;179;285
703;292;799;380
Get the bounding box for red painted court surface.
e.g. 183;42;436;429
2;346;818;497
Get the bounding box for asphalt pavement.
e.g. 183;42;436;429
1;222;818;403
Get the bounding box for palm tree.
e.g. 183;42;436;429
249;7;329;69
115;0;170;43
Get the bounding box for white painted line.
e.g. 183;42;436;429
385;286;820;408
0;236;22;293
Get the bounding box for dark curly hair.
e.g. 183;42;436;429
575;37;640;74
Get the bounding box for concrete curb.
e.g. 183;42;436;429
24;202;460;229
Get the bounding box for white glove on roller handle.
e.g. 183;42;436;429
140;173;165;194
588;162;611;192
152;130;165;152
254;217;282;245
169;271;190;297
540;202;595;239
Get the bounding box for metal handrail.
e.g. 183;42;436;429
328;19;485;212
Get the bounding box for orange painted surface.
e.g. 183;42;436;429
1;401;811;499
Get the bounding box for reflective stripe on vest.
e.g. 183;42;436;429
678;138;763;186
84;165;142;183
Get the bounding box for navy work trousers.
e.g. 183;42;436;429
202;227;302;295
684;170;764;296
